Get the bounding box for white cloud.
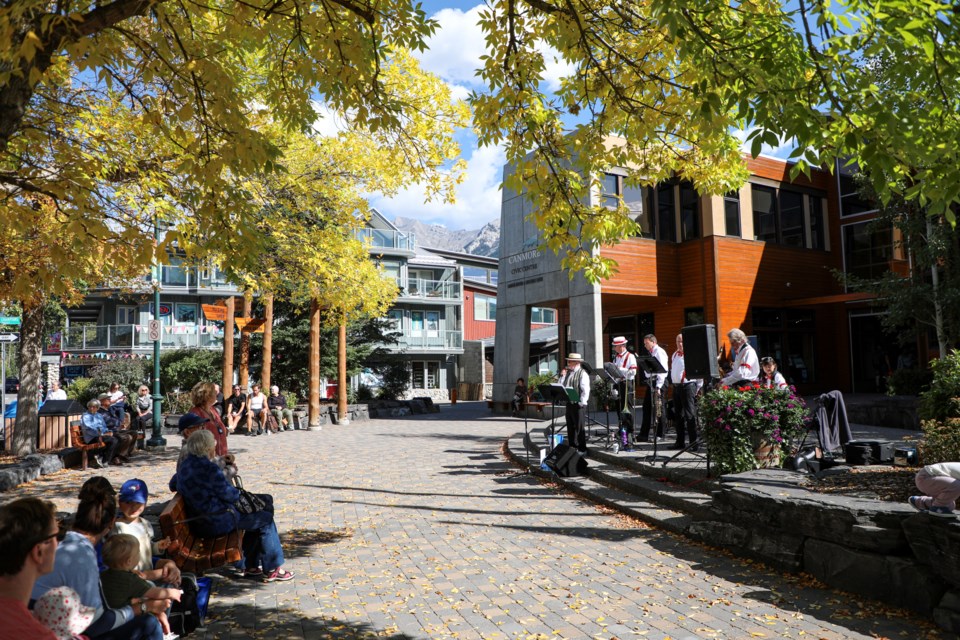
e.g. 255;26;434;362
369;141;505;230
732;127;797;160
309;101;350;137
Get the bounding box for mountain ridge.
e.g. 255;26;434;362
393;216;500;258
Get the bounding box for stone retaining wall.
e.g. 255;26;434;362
687;469;960;633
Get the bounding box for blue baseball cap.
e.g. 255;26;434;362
119;478;148;504
178;413;210;432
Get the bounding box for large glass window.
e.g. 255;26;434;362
724;192;741;237
531;307;556;324
752;308;817;384
809;197;825;250
656;183;677;242
838;173;877;217
753;185;778;243
843;221;894;280
779;190;805;247
412;361;440;389
475;294;496;321
601;173;620;209
380;261;401;286
752;184;826;248
679;182;700;241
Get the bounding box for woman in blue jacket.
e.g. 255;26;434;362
174;430;293;582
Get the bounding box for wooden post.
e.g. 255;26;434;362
308;299;321;429
338;320;349;424
239;291;252;390
262;293;274;391
222;297;235;392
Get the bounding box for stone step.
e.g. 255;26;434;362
587;461;715;518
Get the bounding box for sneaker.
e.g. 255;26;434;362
909;496;928;512
163;633;180;640
264;568;294;582
243;567;264;580
90;457;104;469
929;506;955;518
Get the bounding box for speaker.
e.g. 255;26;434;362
682;324;719;379
543;443;588;477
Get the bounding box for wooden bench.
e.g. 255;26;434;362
159;493;244;574
69;421;106;470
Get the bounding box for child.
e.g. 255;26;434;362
100;534;181;636
759;356;787;389
32;585;96;640
113;478;171;573
909;462;960;517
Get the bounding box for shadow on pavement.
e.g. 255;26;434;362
331;498;592;519
279;527;352;561
435;519;657;543
269;480;565;501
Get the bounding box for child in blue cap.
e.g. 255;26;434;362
114;478;173;575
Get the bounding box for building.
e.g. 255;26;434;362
362;211;464;401
493;146;907;408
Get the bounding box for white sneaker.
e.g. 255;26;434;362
90;457;104;469
163;633;180;640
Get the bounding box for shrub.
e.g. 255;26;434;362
66;377;96;405
698;383;810;475
527;372;556;400
918;350;960;422
283;390;298;408
88;358;149;401
164;391;192;415
919;417;960;465
160;349;222;393
887;367;933;397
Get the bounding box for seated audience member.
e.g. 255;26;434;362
176;430;293;582
97;394;136;462
268;386;294;431
134;385;153;432
113;479;172;575
511;378;527;416
225;384;247;433
31;489;167;640
245;384;269;436
910;462;960;517
45;381;67;402
759;357;788;389
100;534;180;636
0;497;60;640
171;414;238;487
81;399;120;469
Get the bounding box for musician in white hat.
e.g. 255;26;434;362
560;353;591;454
611;335;637;416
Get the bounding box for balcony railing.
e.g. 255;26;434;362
401;279;461;300
390;329;463;351
101;265;237;293
62;324;224;351
356;228;416;252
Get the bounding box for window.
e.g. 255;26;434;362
684;307;705;327
475;294;496;321
838;173;877;217
656;183;677;242
843;221;894;280
386;309;402;332
603;173;651;238
425;311;440;337
412;361;440;389
601;173;620;209
411;311;424;336
752;184;826;248
117;306;137;325
175;303;197;324
531;307;556;324
752;307;817;383
679;181;700;241
380;261;401;286
724;192;741;237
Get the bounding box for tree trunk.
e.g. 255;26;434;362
262;293;274;391
222;296;235;391
308;299;321;428
239;291;252;390
12;301;43;456
928;217;949;359
338;320;349;424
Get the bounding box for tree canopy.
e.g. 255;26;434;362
471;0;960;279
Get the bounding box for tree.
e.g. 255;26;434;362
470;0;960;280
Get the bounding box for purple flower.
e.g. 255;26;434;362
747;409;755;416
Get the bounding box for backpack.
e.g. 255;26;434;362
168;572;210;636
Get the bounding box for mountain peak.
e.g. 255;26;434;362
392;217;500;257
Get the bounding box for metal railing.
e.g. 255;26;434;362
356;228;416;252
62;324;224;351
100;265;237;293
389;329;463;351
402;279;461;300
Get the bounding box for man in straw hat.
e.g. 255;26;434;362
559;353;591;455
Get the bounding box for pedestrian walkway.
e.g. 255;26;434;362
5;402;938;639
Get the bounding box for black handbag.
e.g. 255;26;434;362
233;476;267;515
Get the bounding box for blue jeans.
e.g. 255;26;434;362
85;609;162;640
236;494;284;572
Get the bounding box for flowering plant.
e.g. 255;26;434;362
698;383;810;475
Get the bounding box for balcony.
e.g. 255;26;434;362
382;329;462;352
99;265;238;293
400;279;461;301
62;324;224;351
356;228;416;253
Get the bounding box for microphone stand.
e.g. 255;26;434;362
636;353;668;463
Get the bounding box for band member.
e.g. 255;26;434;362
637;334;668;441
560;353;591;455
611;336;637;415
759;356;787;388
721;328;760;388
670;333;703;451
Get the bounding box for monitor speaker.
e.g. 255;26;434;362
543;443;588;477
682;324;719;379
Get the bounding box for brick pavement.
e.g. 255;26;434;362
4;403;943;639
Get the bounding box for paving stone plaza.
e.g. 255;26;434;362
7;402;938;639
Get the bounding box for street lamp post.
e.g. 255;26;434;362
148;220;166;448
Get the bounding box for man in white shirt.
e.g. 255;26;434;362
670;333;704;451
45;381;67;402
637;334;668;442
560;353;591;455
611;336;637;415
721;328;760;388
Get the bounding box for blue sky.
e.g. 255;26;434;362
368;2;796;231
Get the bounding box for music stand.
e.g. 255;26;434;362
541;383;571;455
600;363;625;450
636;353;667;461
